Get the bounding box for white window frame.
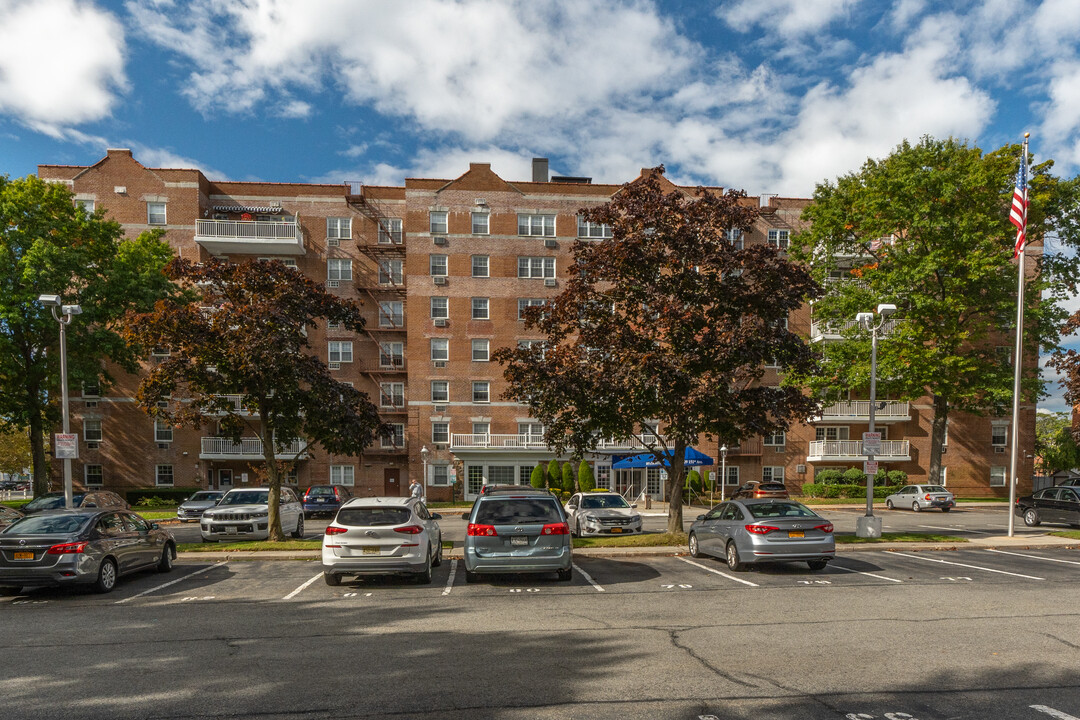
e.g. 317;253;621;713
432;422;450;444
326;217;352;240
518;214;555;237
154;420;173;443
991;422;1008;447
472;422;490;436
379;341;404;369
84;464;103;486
83;419;103;443
330;465;355;486
431;381;449;403
430;254;448;276
431;297;448;320
471;339;490;361
518;256;555;279
767;229;790;249
379;218;403;244
472;381;490;403
155;464;174;486
472;255;489;278
328;341;354;363
815;426;850;441
726;228;744;249
763;430;785;447
379;301;403;328
380;382;405;408
472;212;489;235
577;217;612;239
989;466;1007;487
471;297;489;320
147;202;167;225
762;466;784;483
517;298;546;320
327;258;353;281
429;211;448;234
75;199;95;216
431;464;450;486
381;423;405;449
725;465;740;485
430;338;449;362
378;259;403;285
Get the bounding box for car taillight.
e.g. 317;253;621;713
394;525;423;534
541;523;569;535
46;542;87;555
924;494;932;500
745;524;779;535
324;526;347;535
814;523;834;533
467;523;498;536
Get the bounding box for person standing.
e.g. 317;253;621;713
409;477;424;500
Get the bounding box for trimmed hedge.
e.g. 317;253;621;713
125;487;202;505
799;483;903;499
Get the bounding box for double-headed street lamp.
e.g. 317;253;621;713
854;303;896;539
39;294;82;510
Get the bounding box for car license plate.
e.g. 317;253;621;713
511;536;528;546
13;551;33;560
362;546;380;555
316;498;327;503
788;531;805;538
225;526;238;534
610;528;624;533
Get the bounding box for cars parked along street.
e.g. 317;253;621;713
564;492;642;536
884;485;955;512
464;488;572;583
1016;486;1080;528
176;491;225;522
200;487;304;542
322;497;442;585
688;499;835;572
302;485;352;519
730;482;789;500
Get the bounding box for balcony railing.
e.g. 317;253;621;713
199;437;308;460
812;401;910;423
810;318;901;342
195;218;305;256
449;433;667;452
806;439;910;462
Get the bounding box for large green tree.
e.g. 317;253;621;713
789;137;1080;486
494;169;821;533
0;429;33;480
122;258;389;541
1033;411;1080;475
0;175;176;495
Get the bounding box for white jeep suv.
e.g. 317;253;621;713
201;487;304;542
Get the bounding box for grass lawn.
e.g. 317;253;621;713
1;499;30;508
573;532;687;548
137;510;178;520
836;532;967;544
1048;530;1080;539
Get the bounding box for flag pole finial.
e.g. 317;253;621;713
1024;132;1030;139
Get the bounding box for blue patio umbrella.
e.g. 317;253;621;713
611;447;714;468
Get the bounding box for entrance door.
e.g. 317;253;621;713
384;469;400;496
219;469;232;489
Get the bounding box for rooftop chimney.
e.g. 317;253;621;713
532;158;549;183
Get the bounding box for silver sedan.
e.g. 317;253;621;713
564;492;643;536
688;499;835;572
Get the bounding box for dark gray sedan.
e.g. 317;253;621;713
0;509;176;594
688;499;835;572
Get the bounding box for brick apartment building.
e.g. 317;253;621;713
37;150;1036;502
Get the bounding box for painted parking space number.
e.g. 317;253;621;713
180;596;215;602
845;714;919;719
797;580;832;585
941;576;972;582
661;584;692;589
509;588;540;593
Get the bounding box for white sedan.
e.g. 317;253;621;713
564;492;643;536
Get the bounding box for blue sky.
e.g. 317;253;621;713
1;0;1078;411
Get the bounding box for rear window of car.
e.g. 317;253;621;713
757;484;787;491
746;502;816;519
923;486;949;493
306;487;337;497
336;507;412;526
3;514;91;535
474;498;563;525
23;494;83;512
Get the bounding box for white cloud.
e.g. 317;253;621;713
888;0;926;30
0;0;127;135
716;0;858;38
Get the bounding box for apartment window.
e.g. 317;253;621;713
327;320;341;330
330;465;355;486
84;464;103;486
763;431;785;447
328;341;353;363
380;383;405;408
432;422;450;444
75;199;95;216
82;382;100;398
518;214;555;236
472;382;490;403
381;423;405;448
83;419;102;443
725;465;740;485
472;212;489;235
815;426;850;441
990;466;1007;487
430;338;449;361
992;423;1008;447
431;464;450;486
429;210;448;234
155;464;174;486
518;256;555;278
762;466;784;483
379;301;404;328
378;259;403;285
379;218;403;244
379;342;404;369
517;298;547;320
430;297;448;319
327;259;352;281
431;380;449;403
154;420;173;443
471;297;489;320
471;339;490;361
147;202;167;225
472;422;490;436
577;217;612;239
518;423;544;439
326;217;352;240
726;228;744;249
430;254;448;276
767;229;790;249
472;255;489;277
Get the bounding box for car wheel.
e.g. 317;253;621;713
557;567;572;582
94;558;118;594
885;499;894;510
324;572;341;587
156;543;175;573
432;541;443;567
725;542;745;572
912;502;921;513
941;506;951;513
291;514;305;539
688;532;701;558
1024;508;1040;527
465;570;480;584
416;547;433;584
807;559;829;571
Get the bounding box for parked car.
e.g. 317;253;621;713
0;509;175;594
0;505;25;531
464;488;572;583
884;485;955;512
1016;486;1080;528
564;492;642;536
479;484;528;495
20;491;129;515
176;491;225;522
302;485;352;518
321;497;442;585
688;499;834;571
200;487;304;542
730;481;789;500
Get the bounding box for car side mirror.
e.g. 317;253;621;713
151;522;160;530
631;504;638;509
431;513;442;520
696;514;705;521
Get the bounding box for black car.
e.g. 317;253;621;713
20;491;129;515
1016;486;1080;528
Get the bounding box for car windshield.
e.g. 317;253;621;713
336;507;411;526
218;491;269;506
306;487;337;497
3;514;91;535
188;492;221;502
475;498;563;525
580;495;630;509
22;493;84;511
923;486;949;493
746;502;816;519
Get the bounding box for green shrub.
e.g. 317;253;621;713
577;461;596;492
886;470;908;485
530;464;546;489
125;487;201;505
841;467;866;484
800;482;825;497
547;460;561;490
134;495;177;508
561;462;575;493
813;469;844;485
684;470;702;494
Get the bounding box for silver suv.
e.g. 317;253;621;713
464;489;572;583
200;487;304;542
322;497;442;585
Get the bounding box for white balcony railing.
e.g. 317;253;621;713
807;439;910;462
810;318;901;342
449;433;667;452
812;401;910;423
199;437;308;460
195;218;305;256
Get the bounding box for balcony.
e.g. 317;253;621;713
195;218;305;256
810;318;900;343
449;433;667;453
199;437;308;461
807;439;910;463
811;401;910;424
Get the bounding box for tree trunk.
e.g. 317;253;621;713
28;409;48;498
665;438;687;534
928;394;948;486
260;413;285;542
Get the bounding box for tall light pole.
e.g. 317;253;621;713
719;445;728;503
420;445;429;493
38;294;82;510
855;303;896;539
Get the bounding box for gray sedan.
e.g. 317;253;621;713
0;509;176;594
688;499;835;572
884;484;955;512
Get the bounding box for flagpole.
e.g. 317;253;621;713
1007;133;1030;538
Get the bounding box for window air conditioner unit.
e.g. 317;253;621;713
434;405;446;412
327;280;340;288
329;362;341;370
328;238;340;247
84;401;98;408
157;443;169;450
434;318;447;327
435;444;447;450
544;239;558;248
86;442;100;450
796;464;806;474
433;236;448;246
433;276;447;285
995;446;1005;453
774;446;784;453
434;361;447;368
544;278;556;287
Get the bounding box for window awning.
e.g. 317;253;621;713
611;446;714;468
212;205;283;213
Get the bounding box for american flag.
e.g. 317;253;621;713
1010;150;1029;257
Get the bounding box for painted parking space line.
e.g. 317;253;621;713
114;561;229;605
572;563;605;592
677;557;759;587
828;561;902;583
888;551;1044;580
987;549;1080;566
283;572;323;600
1031;705;1080;719
918;524;992;534
442;559;457;596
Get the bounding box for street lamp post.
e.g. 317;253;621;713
719;445;728;502
38;294;82;510
855;303;896;539
420;445;429;493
